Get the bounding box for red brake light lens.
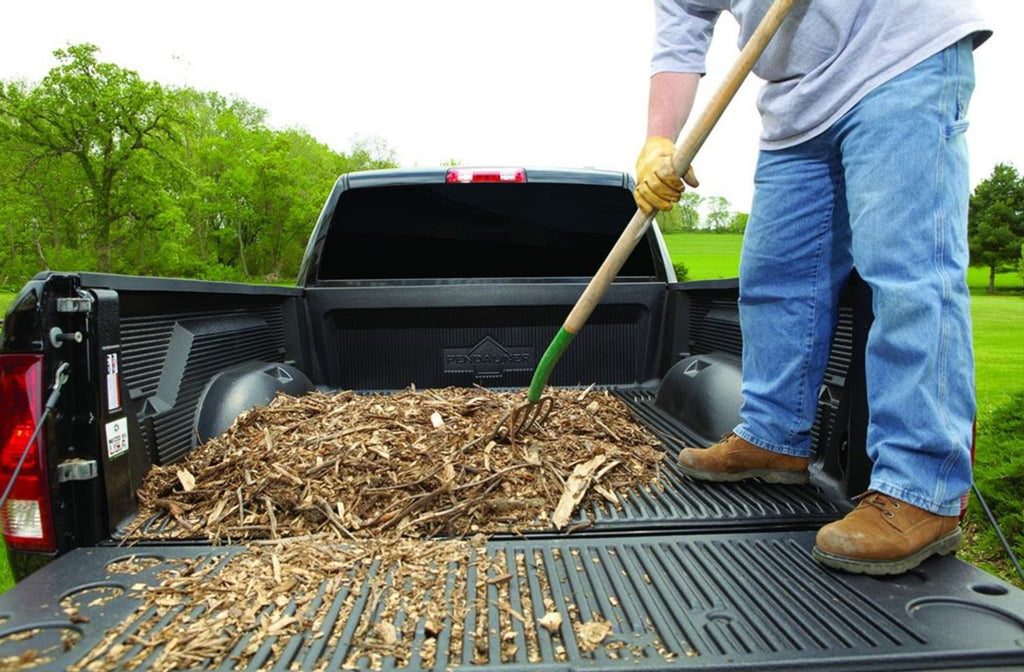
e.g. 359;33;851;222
445;168;527;184
0;354;56;552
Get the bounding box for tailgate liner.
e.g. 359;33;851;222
2;533;1023;671
115;386;840;543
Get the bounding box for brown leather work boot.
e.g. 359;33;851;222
812;491;962;575
677;433;810;484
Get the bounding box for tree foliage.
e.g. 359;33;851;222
0;44;396;289
656;192;703;234
968;162;1024;294
703;196;732;232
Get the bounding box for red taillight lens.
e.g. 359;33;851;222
445;168;527;184
0;354;56;552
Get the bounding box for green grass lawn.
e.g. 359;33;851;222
1;294;16;590
663;231;1024;292
663;232;742;280
971;295;1024;414
0;292;15;317
967;266;1024;294
0;293;16;591
0;545;10;592
961;295;1024;586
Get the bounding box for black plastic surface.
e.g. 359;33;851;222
304;283;665;391
194;361;314;442
651;354;743;446
3;534;1023;671
119;307;290;465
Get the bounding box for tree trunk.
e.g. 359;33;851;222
32;221;50;269
988;266;996;295
96;218;112;273
236;221;249;278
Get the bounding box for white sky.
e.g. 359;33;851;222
1;1;1020;213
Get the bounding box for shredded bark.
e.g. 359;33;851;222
76;386;672;670
123;387;663;542
72;538;494;672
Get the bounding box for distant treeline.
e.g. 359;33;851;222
655;192;749;236
0;44;396;290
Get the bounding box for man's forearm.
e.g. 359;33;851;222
646;72;701;141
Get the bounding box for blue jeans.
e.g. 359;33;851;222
734;38;976;516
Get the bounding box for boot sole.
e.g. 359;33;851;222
811;527;962;575
677;464;810;485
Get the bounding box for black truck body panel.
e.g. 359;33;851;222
2;167;1022;670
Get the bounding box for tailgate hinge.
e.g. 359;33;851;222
56;292;95;314
57;459;99;483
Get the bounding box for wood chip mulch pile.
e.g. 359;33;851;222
123;386;664;542
69;387;674;671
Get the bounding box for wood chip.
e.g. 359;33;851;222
175;469;196;492
539;611;563;633
551;455;607;530
124;387;662;543
576;618;613;652
374;622;398;645
96;387;667;671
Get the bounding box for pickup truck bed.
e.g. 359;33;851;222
3;391;1024;671
3;397;1023;671
3;168;1023;671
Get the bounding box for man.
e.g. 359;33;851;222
635;0;989;575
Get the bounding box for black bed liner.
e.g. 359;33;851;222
112;385;840;544
7;386;1022;670
2;533;1023;671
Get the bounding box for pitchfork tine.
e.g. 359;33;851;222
504;395;555;441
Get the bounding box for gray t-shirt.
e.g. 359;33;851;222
652;0;990;149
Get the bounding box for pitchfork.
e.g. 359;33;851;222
496;0;800;441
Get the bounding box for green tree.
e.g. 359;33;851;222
0;93;92;281
724;211;748;234
677;191;701;231
655;191;701;234
968;162;1024;294
0;43;398;287
346;134;398;171
656;203;683;234
0;44;179;272
704;195;732;232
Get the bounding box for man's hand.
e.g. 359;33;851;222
634;136;698;214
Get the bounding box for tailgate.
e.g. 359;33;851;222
2;534;1024;671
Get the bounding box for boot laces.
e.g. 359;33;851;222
854;491;901;517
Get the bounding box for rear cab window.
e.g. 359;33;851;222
313;173;661;283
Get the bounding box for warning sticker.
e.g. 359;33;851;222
105;418;129;460
106;353;121;412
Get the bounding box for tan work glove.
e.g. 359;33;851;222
634;136;698;214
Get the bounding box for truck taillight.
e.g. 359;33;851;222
0;354;56;553
445;168;527;184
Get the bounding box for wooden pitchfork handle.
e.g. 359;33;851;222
523;0;800;403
